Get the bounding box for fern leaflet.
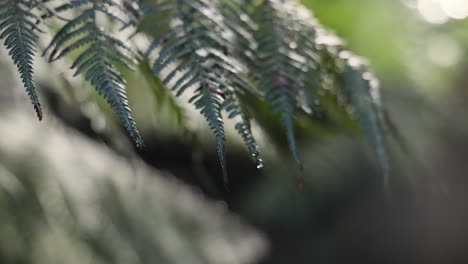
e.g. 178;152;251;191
252;0;318;172
43;0;143;147
0;0;393;185
0;0;43;119
141;0;262;179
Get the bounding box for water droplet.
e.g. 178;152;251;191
256;158;264;169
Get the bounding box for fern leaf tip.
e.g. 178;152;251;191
34;103;43;121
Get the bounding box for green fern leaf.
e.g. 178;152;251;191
141;0;262;178
313;22;390;179
44;0;143;147
251;0;390;183
191;83;226;176
253;0;314;171
0;0;43;120
314;29;390;179
343;59;390;179
222;87;262;168
0;0;393;185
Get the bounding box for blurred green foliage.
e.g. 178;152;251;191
0;110;266;264
303;0;468;95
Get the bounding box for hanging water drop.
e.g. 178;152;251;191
256;158;264;169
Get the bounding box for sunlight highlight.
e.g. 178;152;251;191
409;0;468;23
440;0;468;19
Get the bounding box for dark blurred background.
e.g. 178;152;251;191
2;0;468;263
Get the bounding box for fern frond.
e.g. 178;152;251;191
314;30;390;177
44;0;143;147
141;0;262;177
251;0;389;182
342;54;389;177
222;89;262;168
0;0;43;120
191;83;226;176
252;0;317;171
0;0;393;185
303;24;390;180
